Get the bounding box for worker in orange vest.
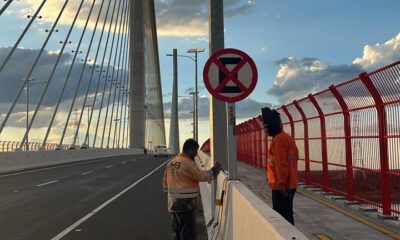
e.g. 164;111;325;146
262;107;299;225
163;139;221;239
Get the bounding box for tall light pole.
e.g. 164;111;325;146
24;77;34;151
188;91;196;139
187;48;205;142
167;49;205;143
21;77;47;151
166;49;180;154
84;105;93;148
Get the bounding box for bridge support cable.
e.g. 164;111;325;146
0;0;69;136
19;0;86;150
0;0;14;16
71;0;115;147
83;0;120;148
92;0;124;148
113;11;129;148
41;0;98;147
122;57;130;148
116;24;130;148
0;0;47;72
143;1;166;148
100;0;127;148
58;0;108;146
119;38;130;148
105;0;128;148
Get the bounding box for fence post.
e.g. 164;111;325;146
329;85;354;201
256;117;263;168
282;105;295;138
359;72;391;215
308;94;329;191
293;100;311;184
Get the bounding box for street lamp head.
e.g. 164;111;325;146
166;54;173;56
187;48;205;53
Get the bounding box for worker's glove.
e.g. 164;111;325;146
211;162;222;177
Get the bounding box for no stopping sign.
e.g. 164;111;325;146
203;48;258;103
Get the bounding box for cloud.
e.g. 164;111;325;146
259;46;267;52
353;33;400;70
0;47;124;105
268;57;363;104
0;47;127;134
155;0;254;37
268;33;400;104
14;1;254;38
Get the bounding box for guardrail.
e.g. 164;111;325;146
0;141;73;152
0;148;143;174
196;151;307;240
232;61;400;217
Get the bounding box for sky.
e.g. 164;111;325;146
0;0;399;148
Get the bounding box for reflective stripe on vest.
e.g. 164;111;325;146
167;187;200;198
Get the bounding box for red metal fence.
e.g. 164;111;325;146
235;61;400;216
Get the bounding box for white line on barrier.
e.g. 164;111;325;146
50;159;170;240
80;171;93;176
36;180;58;187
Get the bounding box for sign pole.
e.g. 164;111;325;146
227;103;237;179
208;0;226;225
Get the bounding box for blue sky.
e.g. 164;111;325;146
158;0;400;105
0;0;399;147
156;0;400;145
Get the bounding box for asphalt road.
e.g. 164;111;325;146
0;154;174;240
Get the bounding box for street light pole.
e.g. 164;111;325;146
22;77;47;151
26;79;30;151
194;51;198;142
187;48;205;143
86;105;92;147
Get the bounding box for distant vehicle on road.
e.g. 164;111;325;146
153;145;168;157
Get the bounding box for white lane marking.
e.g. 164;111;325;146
50;160;170;240
0;156;126;178
80;171;93;176
121;161;126;164
36;180;58;187
105;165;113;168
131;159;136;162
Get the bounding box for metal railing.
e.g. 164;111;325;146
233;61;400;216
0;141;72;152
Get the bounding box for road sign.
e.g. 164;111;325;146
203;48;258;103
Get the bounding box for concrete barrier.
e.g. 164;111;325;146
0;148;143;174
196;151;308;240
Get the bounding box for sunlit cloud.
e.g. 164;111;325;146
269;33;400;104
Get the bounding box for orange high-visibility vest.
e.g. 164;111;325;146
267;132;298;190
163;153;214;212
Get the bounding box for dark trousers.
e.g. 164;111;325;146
272;188;296;225
171;210;197;240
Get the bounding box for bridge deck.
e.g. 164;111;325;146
0;155;207;240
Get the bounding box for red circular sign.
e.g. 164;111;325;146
203;48;258;103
